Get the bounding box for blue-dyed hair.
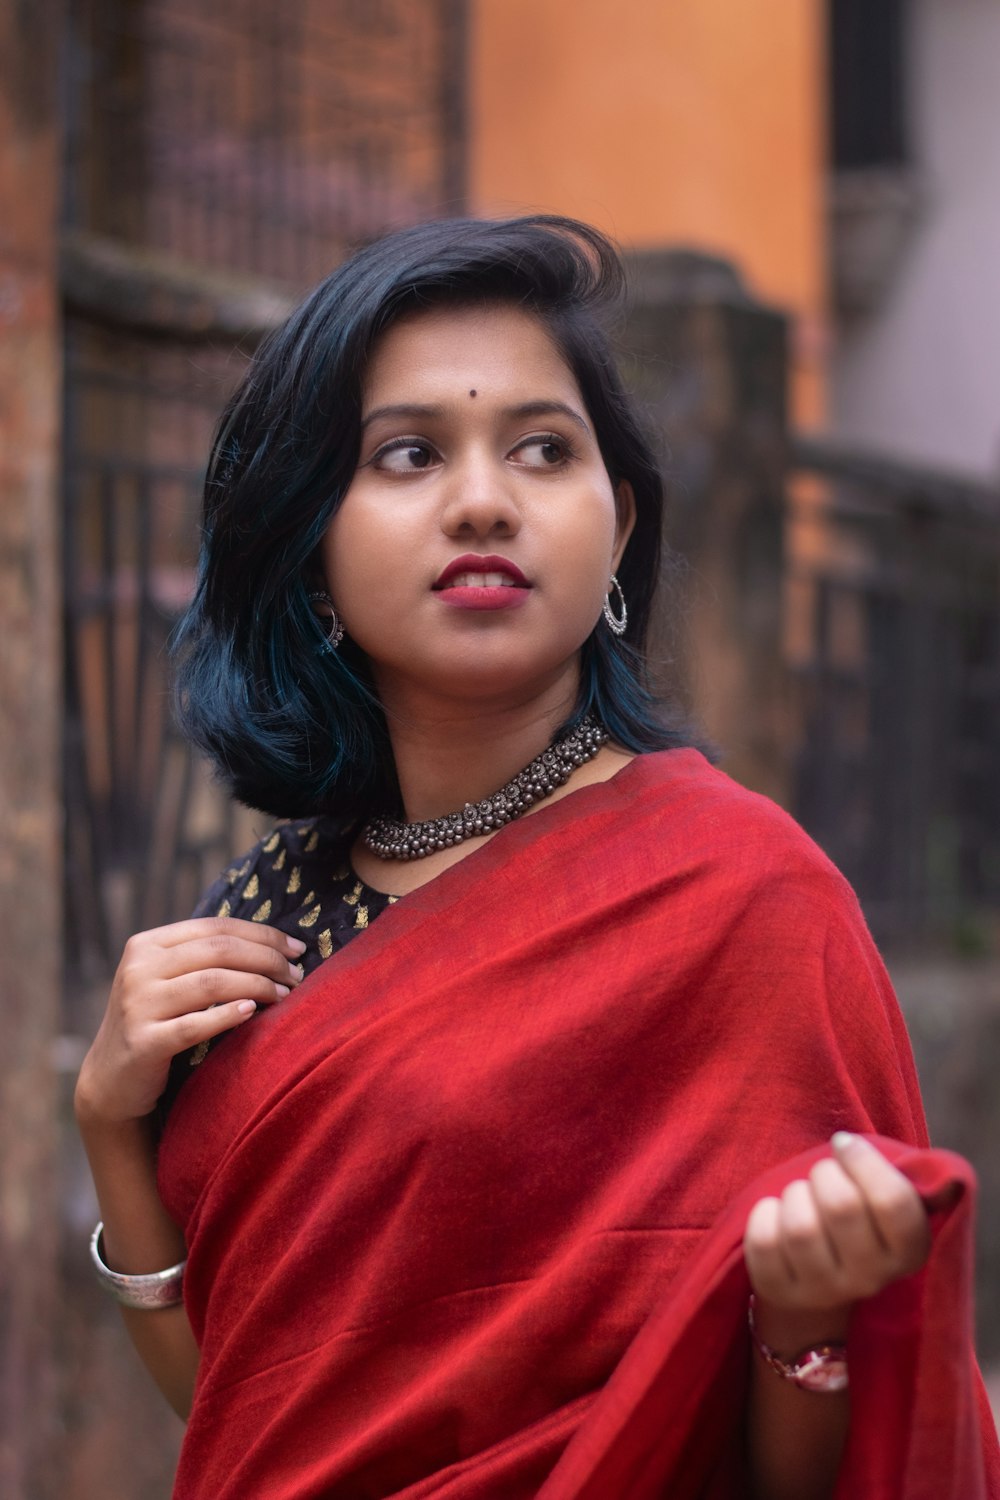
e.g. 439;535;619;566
173;214;694;822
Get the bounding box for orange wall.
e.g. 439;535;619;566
470;0;827;423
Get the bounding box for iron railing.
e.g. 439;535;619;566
790;436;1000;948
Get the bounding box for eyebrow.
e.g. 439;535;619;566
360;399;593;436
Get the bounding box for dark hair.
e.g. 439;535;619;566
173;214;693;822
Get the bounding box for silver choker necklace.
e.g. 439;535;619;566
363;716;608;861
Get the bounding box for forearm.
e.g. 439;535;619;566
76;1105;199;1419
746;1300;850;1500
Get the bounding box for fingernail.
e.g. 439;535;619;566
237;1000;256;1015
275;984;290;997
832;1131;858;1151
286;937;307;956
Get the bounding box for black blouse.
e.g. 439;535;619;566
158;819;398;1119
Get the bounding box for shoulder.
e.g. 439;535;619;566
193;816;350;925
612;753;926;1141
630;751;902;1026
613;748;887;988
625;748;847;893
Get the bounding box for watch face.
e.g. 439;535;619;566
794;1349;850;1393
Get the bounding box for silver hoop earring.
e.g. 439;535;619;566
308;590;345;651
602;574;627;637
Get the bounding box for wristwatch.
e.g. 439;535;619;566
748;1295;849;1393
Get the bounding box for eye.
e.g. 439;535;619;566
512;434;573;469
371;438;438;473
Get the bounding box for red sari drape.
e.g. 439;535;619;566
158;749;1000;1498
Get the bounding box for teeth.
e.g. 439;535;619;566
449;572;516;588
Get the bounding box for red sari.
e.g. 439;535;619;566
158;749;1000;1497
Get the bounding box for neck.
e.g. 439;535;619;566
375;680;581;824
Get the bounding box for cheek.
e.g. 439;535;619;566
556;503;618;592
322;503;400;619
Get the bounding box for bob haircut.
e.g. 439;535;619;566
173;214;694;824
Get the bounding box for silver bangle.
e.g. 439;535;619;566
89;1222;187;1310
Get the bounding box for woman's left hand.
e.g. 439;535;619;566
743;1132;932;1312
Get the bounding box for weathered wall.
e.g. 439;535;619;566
0;1;63;1494
892;959;1000;1360
621;250;792;806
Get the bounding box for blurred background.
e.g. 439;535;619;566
2;1;999;1494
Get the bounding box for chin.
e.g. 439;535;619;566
385;645;583;709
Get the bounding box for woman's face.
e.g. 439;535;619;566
322;303;635;714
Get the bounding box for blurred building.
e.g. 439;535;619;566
468;0;999;943
472;0;1000;481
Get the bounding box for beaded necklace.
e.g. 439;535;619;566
362;717;607;861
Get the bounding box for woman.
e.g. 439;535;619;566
75;216;999;1499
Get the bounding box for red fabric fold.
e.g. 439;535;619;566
158;749;999;1497
539;1140;999;1500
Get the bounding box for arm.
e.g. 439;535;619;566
74;917;306;1417
743;1132;933;1500
75;1111;199;1419
745;1299;850;1500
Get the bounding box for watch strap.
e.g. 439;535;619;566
748;1295;850;1393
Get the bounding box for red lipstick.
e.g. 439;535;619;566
433;554;531;612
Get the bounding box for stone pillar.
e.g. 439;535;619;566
621;250;791;806
0;3;63;1494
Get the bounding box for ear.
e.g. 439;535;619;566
612;480;637;570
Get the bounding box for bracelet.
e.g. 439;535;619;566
747;1295;849;1393
89;1222;187;1310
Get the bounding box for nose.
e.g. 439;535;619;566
439;447;521;541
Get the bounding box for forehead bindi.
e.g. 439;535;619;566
361;306;582;413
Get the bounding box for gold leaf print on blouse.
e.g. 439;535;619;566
243;873;260;901
354;905;369;930
272;847;287;872
343;880;363;907
387;895;400;905
189;1040;211;1067
287;866;301;895
299;903;321;929
302;890;315;908
215;897;232;918
304;828;319;853
262;830;281;854
252;899;272;922
318;928;333;959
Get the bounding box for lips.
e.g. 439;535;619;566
432;554;531;612
433;554;530;591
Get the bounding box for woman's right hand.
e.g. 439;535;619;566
75;917;307;1125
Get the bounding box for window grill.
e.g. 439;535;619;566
60;0;467;1000
830;0;909;171
64;0;466;281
